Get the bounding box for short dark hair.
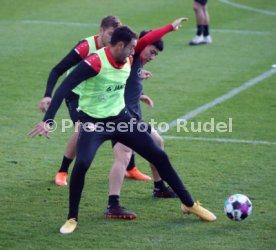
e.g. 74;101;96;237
139;30;164;51
100;16;121;29
110;26;138;47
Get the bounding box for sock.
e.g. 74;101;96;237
151;155;194;207
108;195;120;207
154;180;167;191
126;154;135;171
59;156;73;173
203;25;209;36
196;25;204;36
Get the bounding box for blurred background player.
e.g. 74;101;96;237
189;0;212;45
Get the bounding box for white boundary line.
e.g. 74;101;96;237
219;0;276;16
161;68;276;133
162;135;276;146
21;20;98;27
211;28;270;35
0;20;272;36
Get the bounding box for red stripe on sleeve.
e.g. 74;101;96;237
84;54;101;73
75;40;90;59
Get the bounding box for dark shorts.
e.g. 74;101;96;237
195;0;207;5
65;91;80;123
111;119;152;148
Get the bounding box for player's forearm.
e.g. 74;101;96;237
43;49;83;97
44;69;60;97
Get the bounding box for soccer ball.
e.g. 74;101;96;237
224;194;252;221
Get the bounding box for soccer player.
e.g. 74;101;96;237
29;22;216;235
189;0;212;45
39;16;122;186
105;28;182;219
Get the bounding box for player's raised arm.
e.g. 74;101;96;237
135;17;188;53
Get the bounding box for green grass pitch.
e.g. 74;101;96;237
0;0;276;249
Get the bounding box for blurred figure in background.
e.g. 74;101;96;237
189;0;212;45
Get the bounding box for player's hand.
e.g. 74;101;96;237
140;95;154;108
28;121;50;139
39;97;52;113
141;69;153;80
172;17;188;31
